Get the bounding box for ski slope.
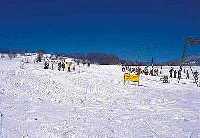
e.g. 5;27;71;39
0;57;200;138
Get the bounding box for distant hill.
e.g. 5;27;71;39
66;52;156;65
0;48;10;53
163;56;200;66
66;53;122;65
183;56;200;66
2;48;199;66
0;48;25;54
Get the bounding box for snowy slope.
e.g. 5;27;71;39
0;57;200;138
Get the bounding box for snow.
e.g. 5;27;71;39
0;57;200;138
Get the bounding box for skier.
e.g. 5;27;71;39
160;66;162;74
155;69;159;76
150;69;153;76
68;66;71;72
137;67;142;75
193;70;199;83
51;62;54;70
20;60;25;69
58;62;61;71
122;66;126;72
169;67;173;78
186;70;190;79
143;67;149;75
174;70;177;78
77;61;80;65
47;62;49;69
87;62;90;67
178;69;182;83
83;61;86;66
62;62;65;71
72;65;75;71
44;61;49;69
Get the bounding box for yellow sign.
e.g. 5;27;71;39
124;73;140;84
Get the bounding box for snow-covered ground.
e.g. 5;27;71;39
0;57;200;138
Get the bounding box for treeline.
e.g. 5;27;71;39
66;53;157;65
66;53;122;65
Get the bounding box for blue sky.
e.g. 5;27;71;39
0;0;200;62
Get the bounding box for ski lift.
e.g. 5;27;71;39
181;37;200;87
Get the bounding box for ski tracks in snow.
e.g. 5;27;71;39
1;59;200;137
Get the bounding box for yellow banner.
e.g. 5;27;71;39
124;73;140;82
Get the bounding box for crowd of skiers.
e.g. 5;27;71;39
57;61;75;71
44;60;91;72
122;66;161;76
169;67;199;83
44;61;75;72
122;65;199;84
169;67;183;83
143;67;160;76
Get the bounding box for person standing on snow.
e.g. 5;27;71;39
186;70;190;79
137;67;142;75
155;68;159;76
62;62;65;71
169;67;173;78
194;70;199;83
144;67;149;75
72;65;75;71
58;62;61;71
174;70;177;78
68;66;71;72
150;69;153;76
51;61;54;70
87;62;90;67
178;69;182;83
44;61;49;69
160;66;162;75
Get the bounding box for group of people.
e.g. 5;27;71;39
44;60;91;72
122;66;160;76
122;65;199;85
57;61;74;72
143;67;160;76
44;61;74;72
169;67;199;83
169;67;182;83
122;66;142;75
